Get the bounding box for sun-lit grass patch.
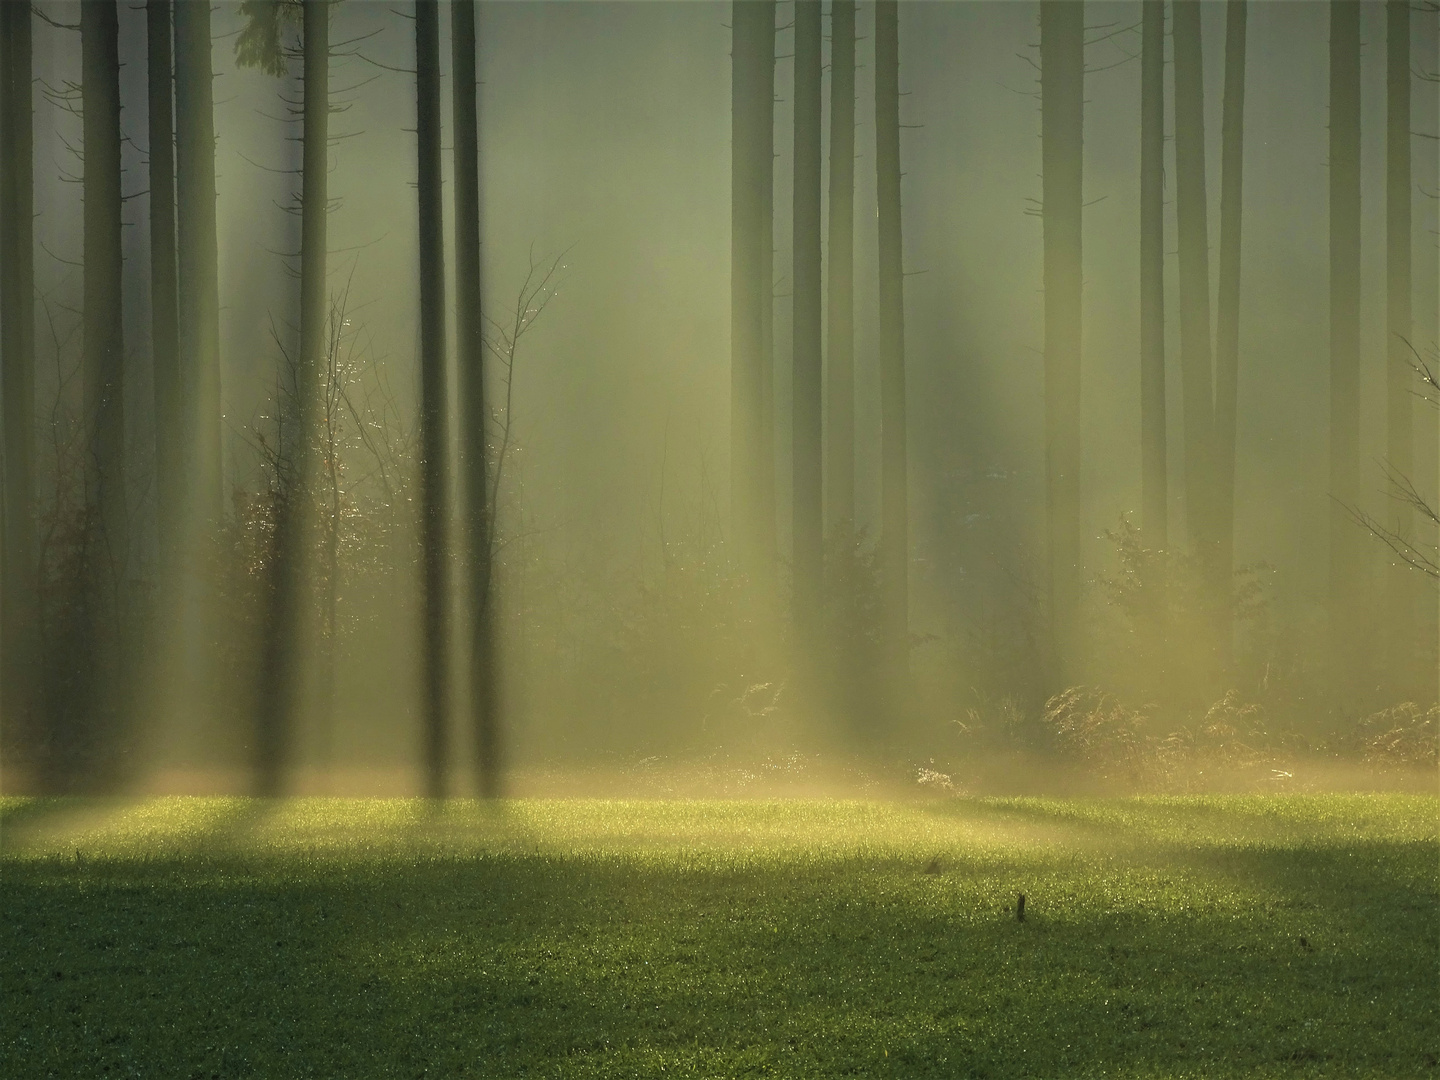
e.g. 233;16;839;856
2;794;1435;1077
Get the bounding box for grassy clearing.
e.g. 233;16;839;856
1;794;1435;1078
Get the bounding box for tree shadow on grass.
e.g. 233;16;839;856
2;826;1435;1078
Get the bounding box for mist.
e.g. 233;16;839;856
1;0;1436;799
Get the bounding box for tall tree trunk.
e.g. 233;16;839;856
81;0;127;789
1329;0;1361;691
416;0;449;799
1386;0;1414;677
174;0;222;526
147;1;180;569
1139;0;1166;554
254;0;328;795
0;0;36;754
1040;0;1083;688
1172;0;1218;682
453;0;498;796
792;0;823;658
826;0;855;542
756;5;777;589
1415;1;1439;706
1213;0;1247;671
732;0;771;584
876;0;909;692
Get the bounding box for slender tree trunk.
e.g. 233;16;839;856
732;0;771;584
1139;0;1166;555
876;0;909;693
792;0;823;659
1329;0;1361;692
254;0;328;795
416;0;449;799
756;4;777;588
1415;1;1439;706
148;1;180;569
453;0;498;796
174;0;222;526
81;0;127;789
826;0;855;541
1386;0;1414;676
0;0;36;753
1040;0;1083;689
1213;0;1247;671
1172;0;1219;683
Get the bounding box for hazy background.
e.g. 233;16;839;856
16;0;1437;788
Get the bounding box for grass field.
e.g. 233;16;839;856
1;794;1436;1078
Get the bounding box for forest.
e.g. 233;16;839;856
0;0;1436;796
1;4;1437;1078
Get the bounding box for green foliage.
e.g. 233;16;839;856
234;0;302;78
1;796;1435;1077
1358;702;1439;769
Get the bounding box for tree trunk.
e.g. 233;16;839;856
416;0;449;799
755;3;777;589
174;0;222;526
80;0;127;789
1040;0;1083;688
254;0;328;795
1213;0;1247;671
1415;1;1439;706
1386;0;1414;677
147;1;180;569
1172;0;1219;683
732;0;772;584
792;0;823;657
826;0;856;542
1328;0;1361;691
453;0;498;796
1139;0;1166;554
0;0;36;755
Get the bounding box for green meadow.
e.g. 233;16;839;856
2;794;1435;1078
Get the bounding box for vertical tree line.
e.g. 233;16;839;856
1039;0;1083;688
175;0;223;527
252;0;330;796
825;0;856;545
1329;0;1362;688
1139;0;1166;558
792;0;823;668
415;0;449;798
452;0;498;797
1;0;36;745
1385;0;1414;674
79;0;128;785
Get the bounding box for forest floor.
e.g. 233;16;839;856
1;794;1435;1078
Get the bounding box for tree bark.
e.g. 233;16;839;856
756;3;777;589
1414;0;1439;706
80;0;127;788
253;0;328;795
732;0;773;584
826;0;855;542
792;0;823;656
1213;0;1247;670
1040;0;1083;688
876;0;909;692
1172;0;1214;551
1386;0;1414;674
416;0;449;799
1139;0;1166;554
174;0;222;526
1328;0;1361;689
453;0;498;796
147;1;180;569
0;0;36;752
